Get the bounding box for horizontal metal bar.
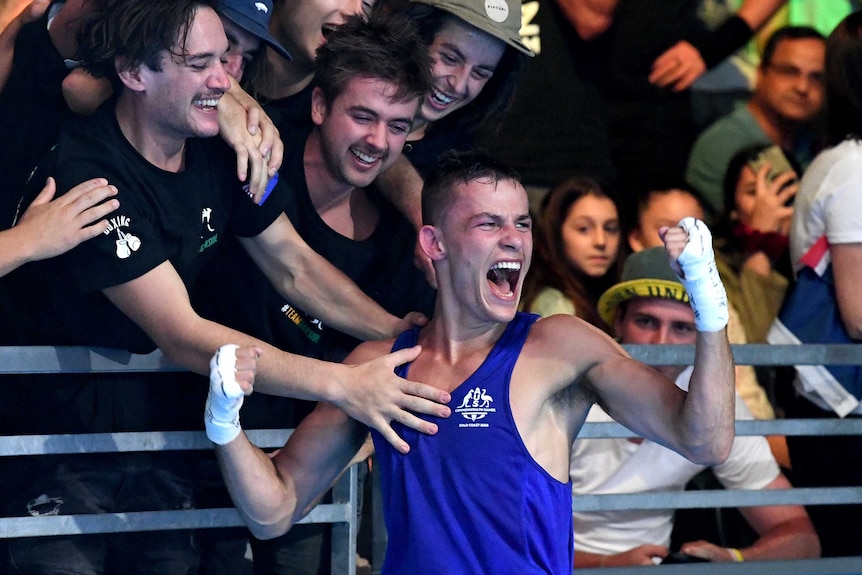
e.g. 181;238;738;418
0;503;351;539
0;429;294;456
573;486;862;512
3;419;862;457
0;347;182;374
3;343;862;375
576;419;862;439
625;343;862;366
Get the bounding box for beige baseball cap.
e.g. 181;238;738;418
410;0;534;57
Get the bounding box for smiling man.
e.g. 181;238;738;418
0;1;450;570
196;12;436;364
191;15;437;568
686;25;826;214
569;247;819;568
208;149;737;574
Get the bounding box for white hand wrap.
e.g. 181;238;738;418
675;217;728;332
205;344;245;445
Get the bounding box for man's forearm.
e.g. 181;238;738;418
216;433;299;540
686;329;735;464
266;239;400;341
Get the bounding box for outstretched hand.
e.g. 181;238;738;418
18;177;119;262
339;345;450;454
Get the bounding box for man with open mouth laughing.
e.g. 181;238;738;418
210;149;737;574
0;2;451;571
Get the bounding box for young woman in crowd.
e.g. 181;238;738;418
714;143;798;344
520;177;625;334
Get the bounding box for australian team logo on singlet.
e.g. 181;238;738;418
455;387;496;428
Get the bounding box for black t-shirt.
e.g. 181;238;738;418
0;101;283;435
602;0;699;201
403;120;474;180
195;121;436;364
261;83;315;136
0;102;283;353
0;9;73;227
479;0;614;188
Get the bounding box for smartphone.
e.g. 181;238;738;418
747;145;796;206
661;552;709;564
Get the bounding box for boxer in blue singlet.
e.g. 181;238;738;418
207;149;736;574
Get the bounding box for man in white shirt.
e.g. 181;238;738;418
571;246;820;567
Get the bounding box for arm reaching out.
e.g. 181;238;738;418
240;213;429;342
211;343;386;540
105;264;448;452
0;177;118;277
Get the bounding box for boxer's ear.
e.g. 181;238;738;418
419;225;445;260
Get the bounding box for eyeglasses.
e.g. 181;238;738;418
764;62;825;85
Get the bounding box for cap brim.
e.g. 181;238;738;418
220;7;292;61
597;279;690;326
410;0;534;57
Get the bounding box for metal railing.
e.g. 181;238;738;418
3;344;862;574
573;343;862;575
0;346;358;575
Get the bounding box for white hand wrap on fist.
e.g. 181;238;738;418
205;344;245;445
675;217;728;332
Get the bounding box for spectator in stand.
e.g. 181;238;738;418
251;0;533;282
520;177;624;334
714;144;797;345
0;0;284;228
193;13;437;571
626;185;780;433
478;0;786;223
627;187;706;253
686;25;826;215
570;247;820;568
0;2;447;572
245;0;374;130
373;0;533;230
712;143;798;470
768;10;862;557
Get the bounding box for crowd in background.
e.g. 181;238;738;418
0;0;861;571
